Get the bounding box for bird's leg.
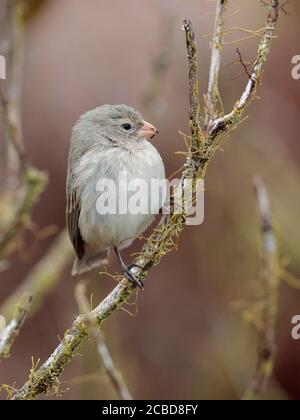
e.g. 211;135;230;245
114;247;144;290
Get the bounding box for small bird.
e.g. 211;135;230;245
66;104;166;288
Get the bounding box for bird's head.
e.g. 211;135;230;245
74;104;159;149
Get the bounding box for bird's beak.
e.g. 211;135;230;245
137;120;159;139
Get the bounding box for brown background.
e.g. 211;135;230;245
0;0;300;400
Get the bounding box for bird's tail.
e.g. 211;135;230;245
72;249;109;276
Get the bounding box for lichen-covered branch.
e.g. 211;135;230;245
11;281;135;399
10;1;281;400
209;0;279;137
0;293;31;359
0;229;73;320
75;283;133;401
205;0;228;129
243;177;280;400
182;19;201;152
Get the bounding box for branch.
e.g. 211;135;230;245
75;283;133;401
204;0;228;129
0;167;48;258
209;0;279;136
10;2;281;400
182;19;201;152
0;293;32;359
0;1;48;258
0;77;48;259
0;229;73;320
243;177;280;400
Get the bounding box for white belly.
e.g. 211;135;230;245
77;141;166;252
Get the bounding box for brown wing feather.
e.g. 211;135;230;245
66;178;85;260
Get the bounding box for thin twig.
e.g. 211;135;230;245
10;1;281;400
0;293;32;359
235;47;253;80
0;229;74;320
75;283;133;401
205;0;228;129
243;177;280;400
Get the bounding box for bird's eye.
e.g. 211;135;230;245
122;123;132;131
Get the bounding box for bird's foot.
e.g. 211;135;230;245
127;263;143;271
122;265;144;290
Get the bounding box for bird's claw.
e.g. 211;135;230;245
122;266;144;290
127;263;143;271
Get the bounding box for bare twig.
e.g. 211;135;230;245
235;47;253;80
243;177;280;400
75;283;133;401
205;0;228;129
0;229;73;320
0;293;32;359
10;1;281;400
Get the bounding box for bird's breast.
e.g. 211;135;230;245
78;142;166;249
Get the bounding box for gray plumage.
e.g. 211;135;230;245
66;104;165;280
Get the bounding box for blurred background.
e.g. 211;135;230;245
0;0;300;400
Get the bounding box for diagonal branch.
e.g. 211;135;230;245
10;1;281;400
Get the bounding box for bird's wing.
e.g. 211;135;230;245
66;174;85;260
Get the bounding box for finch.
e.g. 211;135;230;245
66;104;166;288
